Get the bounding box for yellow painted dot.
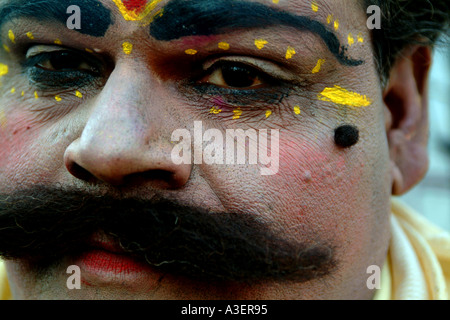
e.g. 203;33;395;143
8;30;15;43
285;46;296;59
265;110;272;118
26;32;34;40
312;59;326;74
34;91;39;99
75;90;83;98
3;44;10;53
85;48;94;53
327;15;333;24
185;49;197;55
272;0;280;3
233;108;242;120
348;33;355;46
10;87;15;94
210;106;222;114
122;42;133;55
54;39;62;45
357;33;364;43
311;1;319;12
334;20;339;31
0;63;8;77
218;42;230;50
21;91;25;96
294;106;301;115
255;39;268;50
55;95;62;102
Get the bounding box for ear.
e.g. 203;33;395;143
384;46;432;195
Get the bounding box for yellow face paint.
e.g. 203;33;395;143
3;44;10;53
311;1;319;12
10;87;15;94
318;85;372;107
265;110;272;118
327;15;333;24
272;0;280;3
294;106;301;115
0;63;8;78
254;39;268;50
218;42;230;50
55;95;62;102
334;20;339;31
75;90;83;98
185;49;197;55
26;32;34;40
210;107;222;114
8;30;15;43
112;0;164;24
85;48;94;53
122;42;133;54
21;91;25;97
285;46;296;59
34;91;39;99
348;33;354;46
312;59;326;74
54;39;62;45
233;108;242;120
357;33;364;43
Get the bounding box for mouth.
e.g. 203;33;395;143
73;232;164;286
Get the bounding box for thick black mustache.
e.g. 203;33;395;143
0;186;335;283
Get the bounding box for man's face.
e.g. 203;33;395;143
0;0;393;299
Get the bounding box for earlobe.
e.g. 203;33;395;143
384;46;432;195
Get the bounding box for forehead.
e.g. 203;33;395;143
0;0;370;69
114;0;367;30
0;0;367;31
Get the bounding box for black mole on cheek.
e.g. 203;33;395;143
334;125;359;148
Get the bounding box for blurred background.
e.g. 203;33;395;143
401;43;450;231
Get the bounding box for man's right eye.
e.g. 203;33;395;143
26;49;101;75
34;51;97;73
23;48;104;89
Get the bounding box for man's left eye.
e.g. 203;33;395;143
202;62;266;89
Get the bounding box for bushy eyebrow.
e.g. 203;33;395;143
0;0;113;38
150;0;364;67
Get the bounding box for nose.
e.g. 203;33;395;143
64;63;192;189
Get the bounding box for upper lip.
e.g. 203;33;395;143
88;232;126;254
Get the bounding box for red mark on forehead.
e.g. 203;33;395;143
123;0;149;14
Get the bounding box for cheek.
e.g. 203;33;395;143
276;135;361;194
0;110;63;188
263;134;371;241
0;112;33;168
260;133;386;279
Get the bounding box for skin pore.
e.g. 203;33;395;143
0;0;431;299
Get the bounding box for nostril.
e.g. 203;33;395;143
123;170;179;189
141;169;174;181
66;161;96;182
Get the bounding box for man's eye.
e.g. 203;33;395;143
23;48;105;89
34;51;97;73
204;63;266;89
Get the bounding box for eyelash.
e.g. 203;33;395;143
191;61;293;108
23;50;103;89
22;49;294;109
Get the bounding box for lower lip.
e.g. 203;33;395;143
75;249;157;283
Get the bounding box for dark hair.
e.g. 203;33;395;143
364;0;449;85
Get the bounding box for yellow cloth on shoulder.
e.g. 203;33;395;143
374;198;450;300
0;198;449;300
0;262;11;300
